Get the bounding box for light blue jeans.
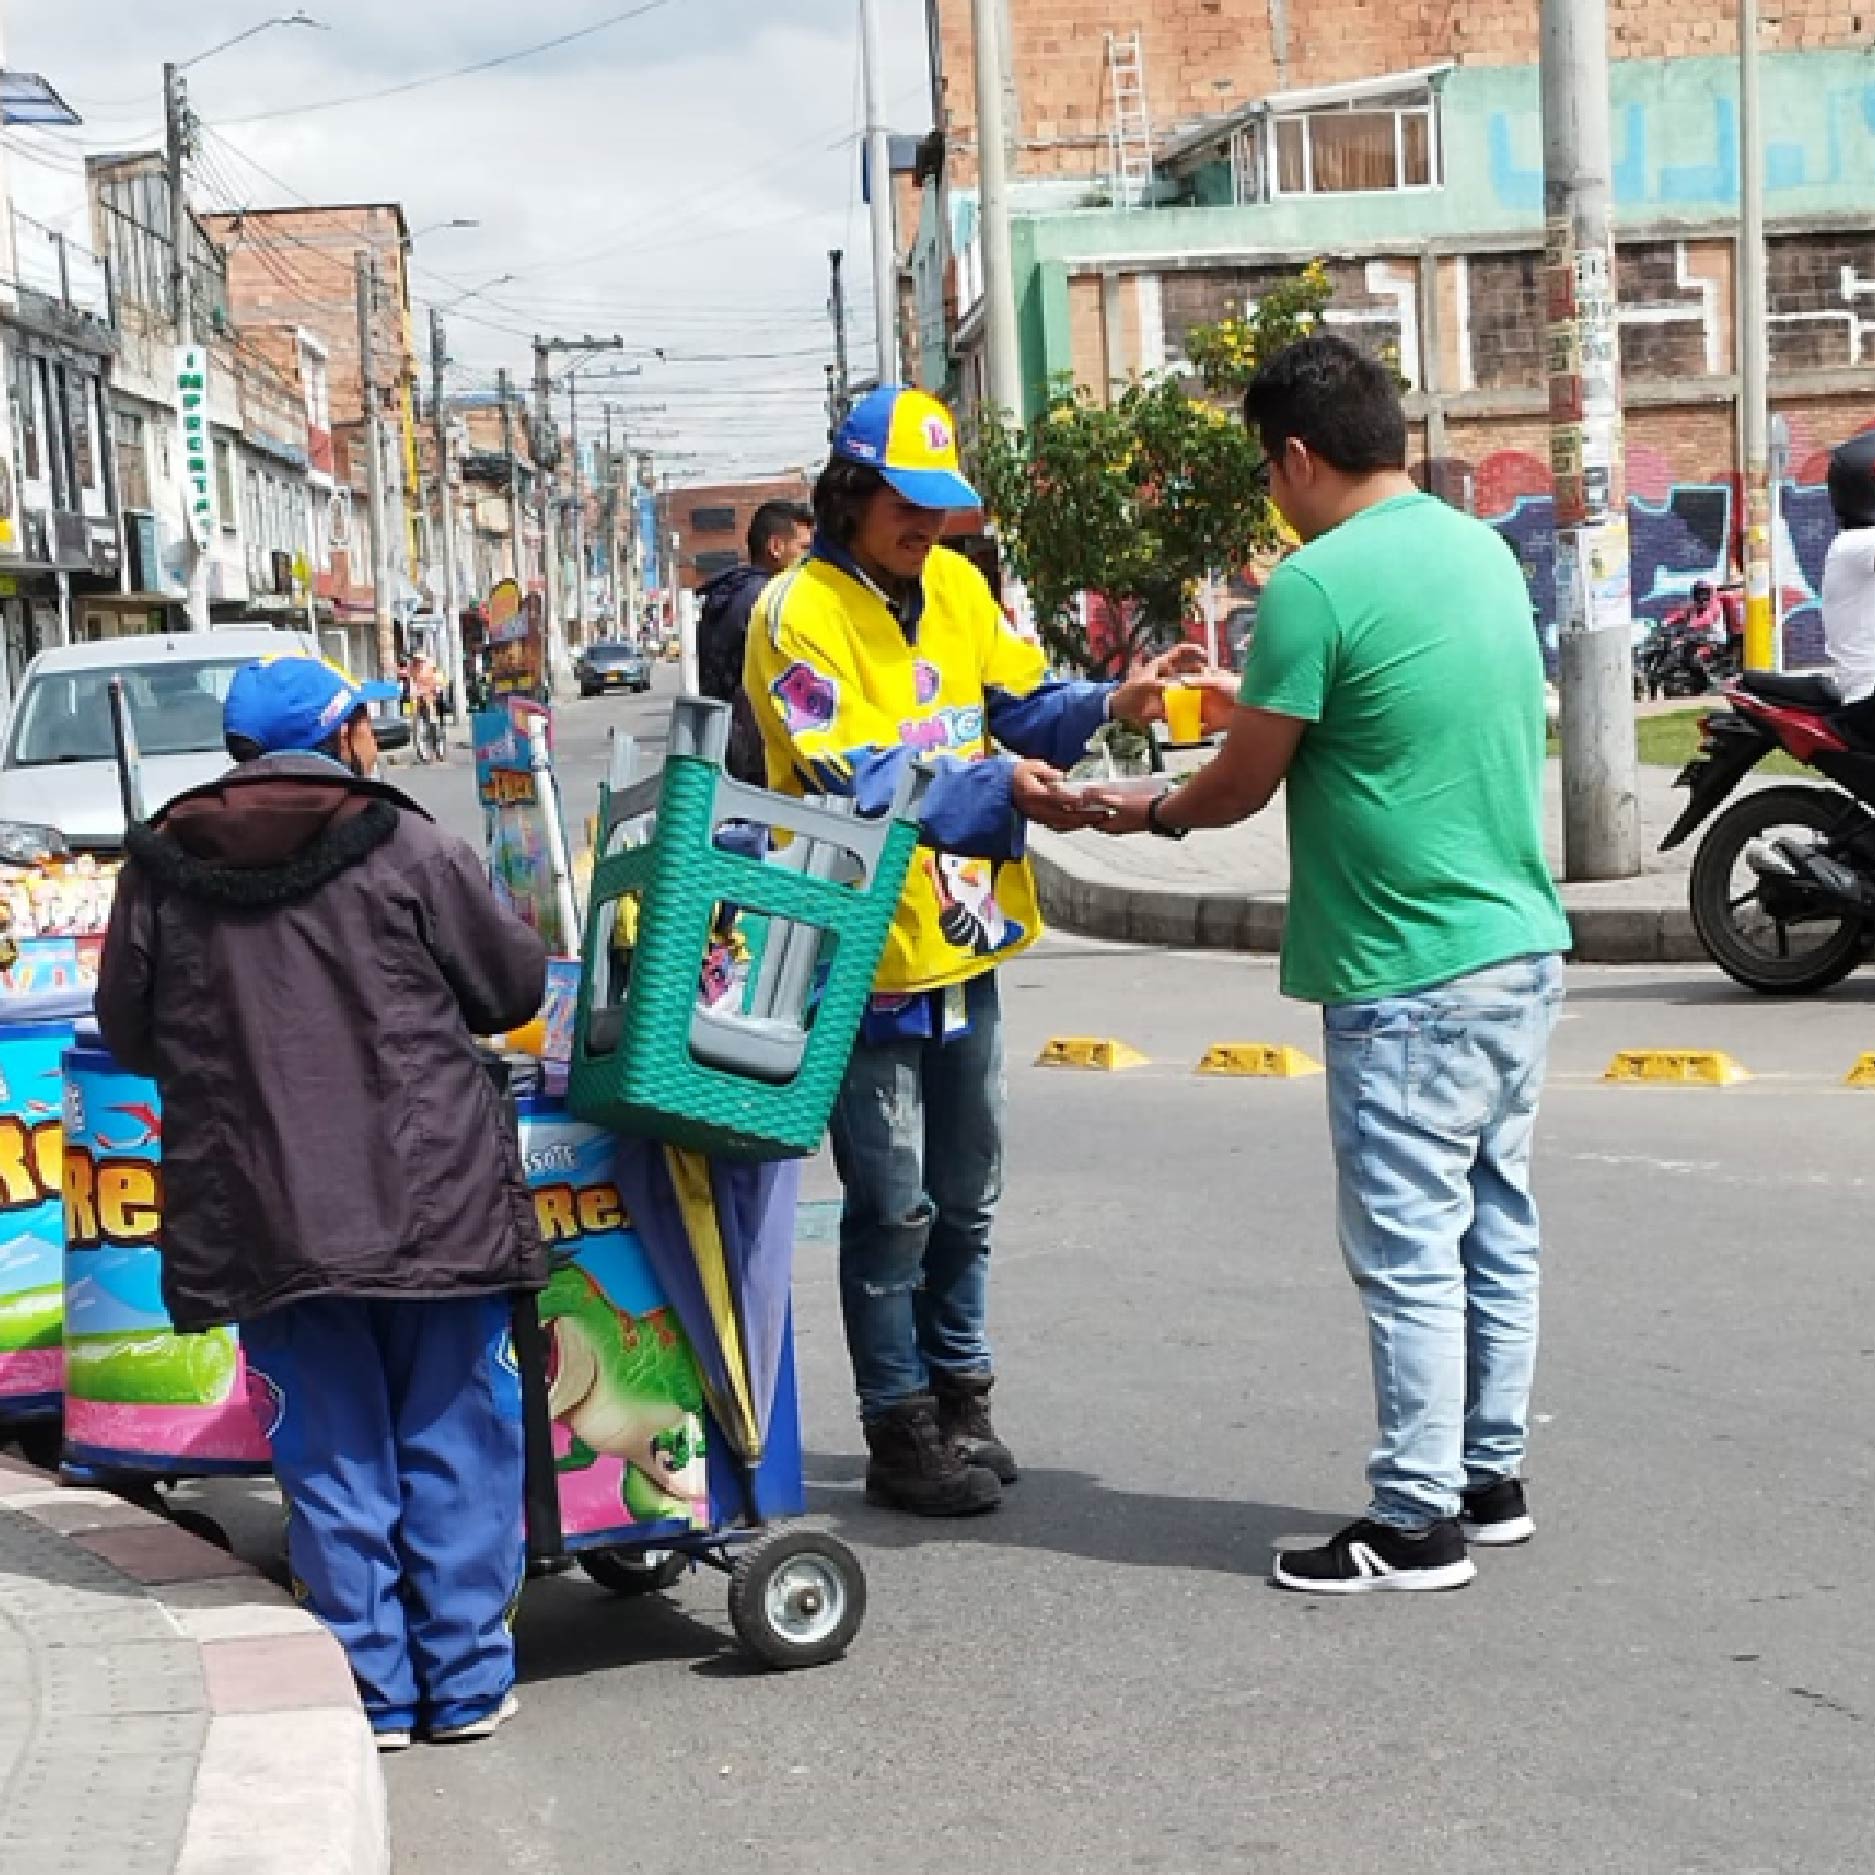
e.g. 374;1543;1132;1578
1322;953;1566;1531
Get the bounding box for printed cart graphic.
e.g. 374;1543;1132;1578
521;1106;711;1544
0;1022;74;1418
61;1050;271;1472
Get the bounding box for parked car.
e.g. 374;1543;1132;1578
575;640;654;698
0;630;408;856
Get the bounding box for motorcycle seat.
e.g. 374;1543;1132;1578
1738;670;1841;709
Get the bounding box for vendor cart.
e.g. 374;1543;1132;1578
506;1083;866;1670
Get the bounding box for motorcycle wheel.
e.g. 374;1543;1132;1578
1689;784;1872;994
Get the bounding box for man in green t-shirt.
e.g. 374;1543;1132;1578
1096;334;1570;1595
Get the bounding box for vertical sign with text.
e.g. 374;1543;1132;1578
175;345;216;549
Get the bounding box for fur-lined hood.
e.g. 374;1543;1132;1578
127;758;422;910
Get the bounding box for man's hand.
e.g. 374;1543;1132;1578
1183;667;1243;733
1110;646;1232;728
1011;759;1113;833
1084;787;1159;836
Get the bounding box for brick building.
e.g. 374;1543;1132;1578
661;474;814;596
913;2;1875;664
203;205;420;679
930;0;1854;186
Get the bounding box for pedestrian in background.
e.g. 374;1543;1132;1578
745;387;1188;1516
97;655;548;1744
1095;334;1570;1593
698;498;814;782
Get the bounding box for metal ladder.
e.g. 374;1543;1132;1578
1105;30;1154;210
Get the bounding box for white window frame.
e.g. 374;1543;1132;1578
1266;87;1444;202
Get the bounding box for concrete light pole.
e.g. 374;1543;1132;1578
970;0;1023;420
1540;0;1641;880
428;306;468;727
1738;0;1776;671
859;0;898;385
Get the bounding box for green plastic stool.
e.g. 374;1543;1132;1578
568;698;930;1160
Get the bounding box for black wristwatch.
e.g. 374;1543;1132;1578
1146;790;1189;841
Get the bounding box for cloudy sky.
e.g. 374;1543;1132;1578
4;0;934;486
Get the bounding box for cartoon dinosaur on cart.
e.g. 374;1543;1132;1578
540;1260;710;1526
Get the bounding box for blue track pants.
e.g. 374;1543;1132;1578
240;1294;525;1734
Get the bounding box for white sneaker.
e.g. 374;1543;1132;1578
373;1727;413;1754
428;1691;520;1744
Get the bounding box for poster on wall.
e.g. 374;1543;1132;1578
486;577;545;702
473;697;575;955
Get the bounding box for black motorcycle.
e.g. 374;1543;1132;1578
1635;611;1740;700
1662;671;1875;992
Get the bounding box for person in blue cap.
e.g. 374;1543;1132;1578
97;654;549;1747
745;387;1198;1516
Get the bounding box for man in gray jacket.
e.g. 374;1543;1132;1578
98;654;547;1750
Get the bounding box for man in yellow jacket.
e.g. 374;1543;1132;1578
746;386;1178;1514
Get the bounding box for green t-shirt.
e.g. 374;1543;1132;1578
1239;491;1571;1004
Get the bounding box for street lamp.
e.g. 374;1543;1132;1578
405;217;481;246
439;272;515;313
180;11;326;71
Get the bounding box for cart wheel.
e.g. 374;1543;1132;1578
578;1547;687;1597
727;1528;866;1671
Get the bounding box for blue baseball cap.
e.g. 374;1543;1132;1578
833;386;981;510
224;655;399;756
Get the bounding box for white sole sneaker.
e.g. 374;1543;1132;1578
429;1691;520;1744
1272;1554;1477;1595
1461;1513;1535;1547
373;1729;413;1754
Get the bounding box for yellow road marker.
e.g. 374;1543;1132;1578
1197;1042;1324;1079
1035;1037;1148;1072
1604;1049;1750;1087
1845;1054;1875;1087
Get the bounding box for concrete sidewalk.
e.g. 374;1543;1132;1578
1036;757;1724;963
0;1451;386;1875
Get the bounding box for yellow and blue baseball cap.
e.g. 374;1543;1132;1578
224;654;399;755
833;386;981;510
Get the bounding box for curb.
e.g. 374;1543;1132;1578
1031;838;1706;965
0;1453;388;1875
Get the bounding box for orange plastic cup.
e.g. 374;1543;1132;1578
1164;682;1205;746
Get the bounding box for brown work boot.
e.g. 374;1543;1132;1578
863;1394;1002;1516
932;1371;1018;1485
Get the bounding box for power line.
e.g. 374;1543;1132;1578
209;0;676;127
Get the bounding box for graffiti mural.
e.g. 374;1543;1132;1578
1444;450;1839;671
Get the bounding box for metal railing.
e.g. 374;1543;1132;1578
10;209;114;324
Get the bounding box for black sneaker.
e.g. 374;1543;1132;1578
1460;1476;1534;1547
863;1394;1002;1517
1271;1518;1476;1595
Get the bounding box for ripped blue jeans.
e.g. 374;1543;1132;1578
829;974;1003;1421
1323;953;1566;1530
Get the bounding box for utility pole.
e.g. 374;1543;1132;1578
569;372;586;650
1540;0;1640;880
533;334;623;688
357;252;396;682
859;0;897;384
165;63;210;631
428;307;468;728
497;366;522;583
530;339;563;691
971;0;1023;418
828;249;851;430
1738;0;1775;671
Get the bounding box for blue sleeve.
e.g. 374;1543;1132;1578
799;745;1025;863
984;679;1113;770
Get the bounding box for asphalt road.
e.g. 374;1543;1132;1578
191;675;1875;1874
